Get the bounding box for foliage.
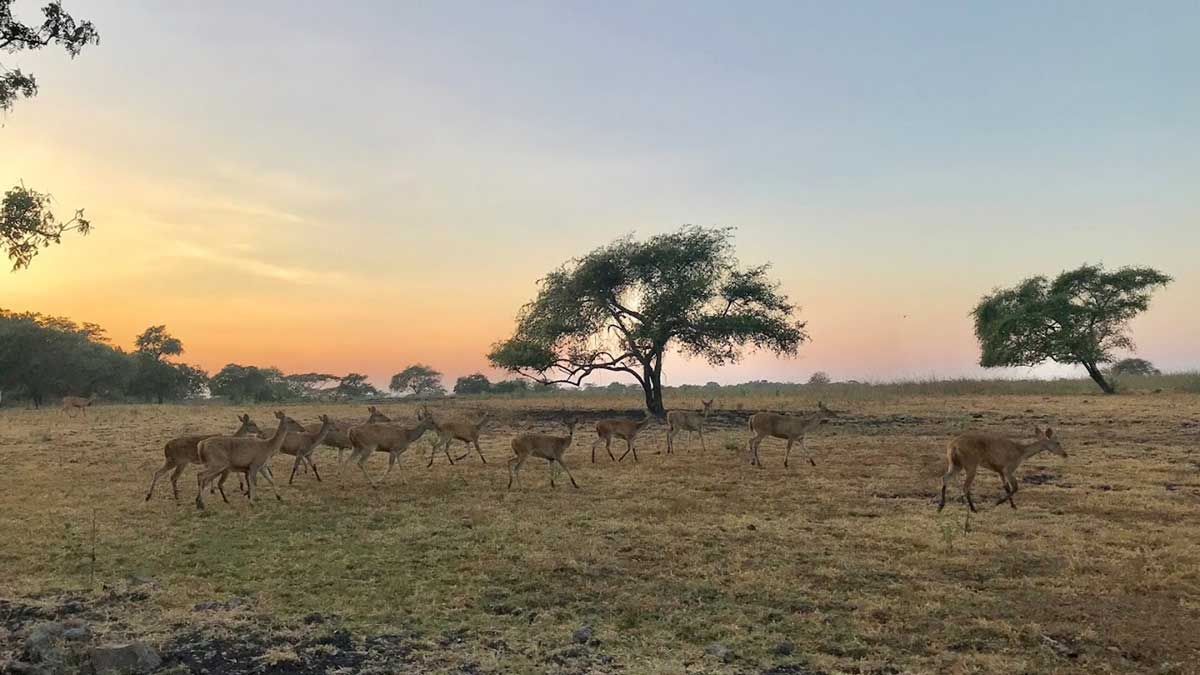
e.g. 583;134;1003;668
1107;357;1160;377
490;378;532;395
282;372;341;399
807;371;831;385
1;183;91;270
209;364;288;403
127;325;206;402
0;0;99;112
453;373;492;395
133;324;183;360
335;373;381;399
488;226;808;414
390;364;445;397
0;308;126;406
972;264;1172;394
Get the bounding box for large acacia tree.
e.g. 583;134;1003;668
489;226;808;415
972;264;1172;394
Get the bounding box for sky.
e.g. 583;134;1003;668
2;1;1197;388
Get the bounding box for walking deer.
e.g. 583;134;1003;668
304;406;391;465
145;414;263;501
423;410;490;467
246;414;338;486
194;411;304;509
666;400;713;454
938;426;1067;513
509;419;579;489
61;394;97;417
591;414;653;463
747;402;839;468
343;409;437;487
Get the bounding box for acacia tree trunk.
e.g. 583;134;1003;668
1082;361;1115;394
641;372;665;417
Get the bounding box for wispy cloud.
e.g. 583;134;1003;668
170;241;344;285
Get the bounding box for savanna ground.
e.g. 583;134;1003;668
1;391;1198;674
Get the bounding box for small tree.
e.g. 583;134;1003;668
336;373;380;399
389;364;444;397
128;325;206;402
1108;357;1160;377
807;371;831;385
490;378;530;395
454;373;492;395
972;264;1172;394
133;325;182;360
2;1;100;270
488;226;808;415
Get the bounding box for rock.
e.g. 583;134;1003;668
63;626;90;642
6;661;48;675
571;624;594;644
704;642;733;663
771;641;795;656
88;642;162;675
23;622;64;662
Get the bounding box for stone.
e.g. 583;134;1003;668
704;642;733;663
23;622;64;662
63;626;90;642
88;642;162;675
571;624;594;644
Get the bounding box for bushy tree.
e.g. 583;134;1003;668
128;325;207;402
335;373;380;399
972;264;1172;394
282;372;340;399
390;364;444;397
0;308;128;406
489;226;808;415
807;371;831;385
209;364;287;403
490;378;531;395
1108;357;1160;377
2;1;99;269
454;373;492;395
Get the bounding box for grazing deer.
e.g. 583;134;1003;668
666;400;714;454
145;414;262;501
747;401;839;468
591;414;653;463
509;419;579;489
343;409;437;487
423;410;490;467
938;426;1067;513
61;394;97;417
194;411;304;509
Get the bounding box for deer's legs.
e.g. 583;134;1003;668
802;436;816;466
146;461;175;501
996;468;1018;509
699;428;706;452
256;464;283;501
473;440;486;463
507;455;528;489
548;458;557;487
938;464;961;512
170;464;188;500
590;436;602;463
666;427;675;454
749;434;766;467
557;458;579;489
962;466;978;513
618;438;638;462
784;438;794;468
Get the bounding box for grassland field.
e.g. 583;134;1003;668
1;391;1198;674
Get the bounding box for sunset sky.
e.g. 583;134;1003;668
2;1;1197;388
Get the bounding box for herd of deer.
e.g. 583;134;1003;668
137;398;1068;514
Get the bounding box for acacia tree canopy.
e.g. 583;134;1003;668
390;364;444;396
488;226;808;415
972;264;1172;394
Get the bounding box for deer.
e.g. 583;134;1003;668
304;406;391;466
509;419;579;489
145;414;262;501
61;394;97;417
938;426;1067;513
193;411;304;510
242;414;338;486
342;408;438;487
747;401;840;468
423;410;490;467
591;414;653;463
666;399;714;454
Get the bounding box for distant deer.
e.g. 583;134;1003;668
145;414;262;501
591;414;653;463
423;410;490;467
747;401;839;468
194;411;304;509
61;394;97;417
666;400;714;454
509;419;579;489
343;409;437;487
938;426;1067;513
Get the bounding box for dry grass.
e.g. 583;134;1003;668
1;392;1198;673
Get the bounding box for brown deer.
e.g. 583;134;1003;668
343;409;438;487
61;394;97;417
145;414;263;501
244;414;338;486
423;410;490;467
304;406;391;466
747;401;839;468
665;399;714;454
938;426;1067;513
194;411;303;509
509;419;579;489
591;414;653;463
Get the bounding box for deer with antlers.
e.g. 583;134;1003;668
509;418;579;489
61;394;97;417
938;426;1067;513
666;399;714;454
342;408;438;487
145;414;263;501
747;401;840;468
591;413;653;463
